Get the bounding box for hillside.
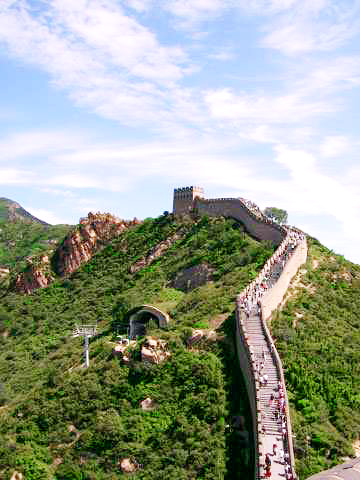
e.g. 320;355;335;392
0;212;358;480
272;238;360;478
0;198;49;225
0;198;71;274
0;214;273;480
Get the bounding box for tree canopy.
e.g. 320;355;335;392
263;207;288;224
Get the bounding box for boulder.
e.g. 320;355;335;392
187;329;204;345
10;472;23;480
120;458;137;473
140;397;155;411
141;345;157;363
147;338;158;348
141;338;171;364
187;329;217;346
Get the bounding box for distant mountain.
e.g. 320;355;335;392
0;197;72;270
0;197;49;225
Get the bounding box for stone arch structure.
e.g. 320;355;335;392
127;305;170;338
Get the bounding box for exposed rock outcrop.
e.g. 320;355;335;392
112;339;136;364
10;472;23;480
140;397;156;411
187;329;217;346
119;458;137;473
0;267;9;278
15;212;140;294
141;337;170;364
15;254;54;294
130;231;183;274
56;212;140;276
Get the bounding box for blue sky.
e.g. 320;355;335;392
0;0;360;263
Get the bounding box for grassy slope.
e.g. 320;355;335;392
272;238;360;479
0;214;273;480
0;219;71;270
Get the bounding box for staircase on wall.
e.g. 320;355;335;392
238;234;307;480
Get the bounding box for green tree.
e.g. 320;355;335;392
263;207;288;224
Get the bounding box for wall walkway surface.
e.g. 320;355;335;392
261;239;307;321
236;236;307;480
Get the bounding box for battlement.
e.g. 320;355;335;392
173;186;204;215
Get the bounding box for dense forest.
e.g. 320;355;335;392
0;212;359;479
0;214;273;479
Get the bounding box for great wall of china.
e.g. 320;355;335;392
173;186;308;480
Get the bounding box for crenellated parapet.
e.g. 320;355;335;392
173;187;286;246
194;197;286;246
173;186;204;215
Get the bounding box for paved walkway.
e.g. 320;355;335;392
245;307;291;479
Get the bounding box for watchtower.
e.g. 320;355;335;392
173;186;204;215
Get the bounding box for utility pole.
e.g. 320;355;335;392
73;324;97;368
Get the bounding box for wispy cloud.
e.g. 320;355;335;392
260;1;360;54
319;135;353;158
0;0;191;128
0;168;34;185
23;206;68;225
0;130;84;161
203;88;334;125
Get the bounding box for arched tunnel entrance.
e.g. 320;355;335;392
127;305;170;339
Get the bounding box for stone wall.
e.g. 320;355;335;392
173;186;204;215
235;306;263;479
261;238;308;320
234;237;308;479
195;198;285;245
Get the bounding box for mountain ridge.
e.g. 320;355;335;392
0;197;49;225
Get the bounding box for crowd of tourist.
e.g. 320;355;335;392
238;228;305;316
238;197;266;221
237;227;305;479
261;379;295;479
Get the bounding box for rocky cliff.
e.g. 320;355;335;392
15;254;54;294
54;212;140;276
16;212;140;293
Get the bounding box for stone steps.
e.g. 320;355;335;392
243;309;291;479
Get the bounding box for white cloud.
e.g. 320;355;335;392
123;0;153;12
319;135;352;158
47;173;125;191
295;56;360;94
203;88;334;124
208;50;235;61
0;168;34;184
0;130;84;161
0;0;191;128
164;0;227;24
40;188;77;198
260;1;360;55
23;207;68;225
272;145;360;227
